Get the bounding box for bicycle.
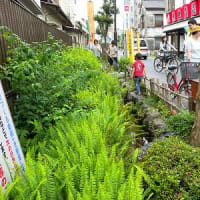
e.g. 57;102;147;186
154;51;179;74
166;62;199;108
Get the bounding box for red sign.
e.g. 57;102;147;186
176;7;183;21
190;0;199;16
166;12;172;24
183;4;191;19
171;10;177;23
124;6;129;12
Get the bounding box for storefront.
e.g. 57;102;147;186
164;0;200;59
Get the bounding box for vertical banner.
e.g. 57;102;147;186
0;81;25;191
126;30;134;63
190;0;199;16
136;32;140;54
172;10;177;23
183;4;191;19
176;7;183;21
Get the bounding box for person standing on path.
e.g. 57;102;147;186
185;26;200;62
184;19;198;60
132;53;146;95
188;19;198;36
91;39;102;58
107;40;120;71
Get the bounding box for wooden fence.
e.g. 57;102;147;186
0;0;72;65
0;0;73;111
143;77;194;111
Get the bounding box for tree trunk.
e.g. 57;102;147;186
104;35;107;47
191;71;200;146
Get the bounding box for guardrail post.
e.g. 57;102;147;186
156;79;160;95
150;78;155;94
161;83;165;98
163;83;168;100
188;96;194;111
177;92;181;108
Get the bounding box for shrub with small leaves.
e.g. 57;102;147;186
166;110;195;136
143;137;200;200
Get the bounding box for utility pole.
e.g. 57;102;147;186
113;0;117;41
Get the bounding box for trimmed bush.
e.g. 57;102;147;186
142;137;200;200
166;110;195;136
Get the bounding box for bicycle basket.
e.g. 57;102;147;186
180;62;199;79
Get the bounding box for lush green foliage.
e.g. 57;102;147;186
1;28;100;139
0;28;152;199
142;95;170;119
118;57;131;80
118;57;131;72
143;137;200;200
95;0;117;44
166;110;195;136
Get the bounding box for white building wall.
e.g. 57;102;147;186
175;0;192;9
59;0;76;24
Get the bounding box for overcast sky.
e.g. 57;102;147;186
76;0;124;31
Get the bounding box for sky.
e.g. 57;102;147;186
76;0;124;31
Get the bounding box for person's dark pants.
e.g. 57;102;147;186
134;76;143;95
108;57;120;71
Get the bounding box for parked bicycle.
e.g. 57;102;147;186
166;62;199;108
154;51;179;73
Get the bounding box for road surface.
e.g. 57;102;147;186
143;57;181;84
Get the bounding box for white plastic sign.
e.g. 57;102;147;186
0;81;25;190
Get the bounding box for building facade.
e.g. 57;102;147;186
14;0;43;15
140;0;165;51
164;0;200;58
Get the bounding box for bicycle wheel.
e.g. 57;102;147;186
168;59;179;74
179;81;192;109
154;57;163;72
179;81;192;96
167;72;176;89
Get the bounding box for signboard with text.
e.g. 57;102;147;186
126;30;134;63
0;81;25;191
172;10;177;23
190;0;199;16
166;1;200;25
124;6;129;12
183;4;191;19
176;7;183;21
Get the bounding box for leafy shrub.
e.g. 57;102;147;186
118;57;131;72
0;28;101;139
0;79;150;199
0;28;152;199
166;110;195;136
142;137;200;200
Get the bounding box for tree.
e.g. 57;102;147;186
94;0;116;45
191;73;200;146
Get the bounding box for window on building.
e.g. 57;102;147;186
155;14;163;27
168;0;175;12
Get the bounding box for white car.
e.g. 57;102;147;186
134;39;148;60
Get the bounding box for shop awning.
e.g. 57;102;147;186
164;16;200;33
